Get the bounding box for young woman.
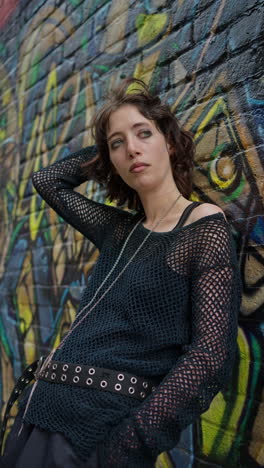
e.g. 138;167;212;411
1;79;241;467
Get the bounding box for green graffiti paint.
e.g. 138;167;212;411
0;41;7;56
136;13;145;30
68;0;81;6
0;114;7;141
222;179;245;202
29;55;41;88
230;334;262;460
81;36;88;50
211;143;227;159
76;88;90;114
94;64;109;72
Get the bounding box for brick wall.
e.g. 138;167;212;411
0;0;263;466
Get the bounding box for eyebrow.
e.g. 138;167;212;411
107;122;150;141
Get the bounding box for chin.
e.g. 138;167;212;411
122;175;156;194
134;182;157;195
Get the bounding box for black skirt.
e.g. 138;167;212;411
0;411;100;468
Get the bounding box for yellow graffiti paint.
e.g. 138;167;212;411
132;50;161;89
194;98;226;141
191;83;238;148
210;158;236;189
16;252;35;357
2;88;11;106
155;451;174;467
17;288;32;334
53;328;62;350
53;300;76;349
201;327;250;458
30;191;46;242
136;13;167;47
24;327;37;364
83;248;100;277
29;67;57;241
54;244;66;285
0;129;6;141
17;115;39;219
190;193;203;202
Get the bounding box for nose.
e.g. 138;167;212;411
126;136;141;158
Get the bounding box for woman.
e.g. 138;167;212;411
1;78;241;467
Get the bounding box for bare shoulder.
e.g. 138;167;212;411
191;203;227;222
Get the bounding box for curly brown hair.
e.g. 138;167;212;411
82;78;194;212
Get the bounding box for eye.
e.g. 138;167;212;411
110;138;123;150
139;129;152;138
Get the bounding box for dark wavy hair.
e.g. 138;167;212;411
82;78;194;212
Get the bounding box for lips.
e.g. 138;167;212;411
129;162;149;173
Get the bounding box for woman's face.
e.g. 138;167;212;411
106;104;175;194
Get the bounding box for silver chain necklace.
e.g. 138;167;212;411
20;193;182;428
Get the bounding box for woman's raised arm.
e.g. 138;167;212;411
32;146;120;249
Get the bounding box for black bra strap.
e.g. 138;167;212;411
175;202;202;229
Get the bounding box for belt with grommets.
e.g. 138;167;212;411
0;356;157;455
38;359;156;401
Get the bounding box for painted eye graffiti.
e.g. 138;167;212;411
207;144;244;201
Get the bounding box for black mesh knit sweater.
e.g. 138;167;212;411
22;146;241;467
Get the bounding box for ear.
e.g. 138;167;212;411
167;142;175;155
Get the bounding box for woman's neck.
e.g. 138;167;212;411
139;187;185;228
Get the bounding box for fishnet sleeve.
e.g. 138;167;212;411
100;219;241;467
32;146;117;249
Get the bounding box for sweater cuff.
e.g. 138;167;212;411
98;416;156;468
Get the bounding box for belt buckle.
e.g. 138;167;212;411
34;355;46;379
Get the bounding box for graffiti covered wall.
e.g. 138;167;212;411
0;0;263;466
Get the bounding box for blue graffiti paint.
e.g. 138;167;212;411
250;216;264;245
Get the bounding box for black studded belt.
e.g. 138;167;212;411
0;356;158;456
38;359;156;401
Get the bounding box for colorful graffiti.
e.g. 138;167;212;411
0;0;263;466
